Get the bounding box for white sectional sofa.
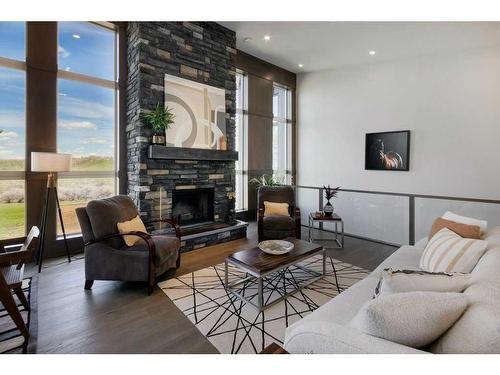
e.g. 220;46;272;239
284;226;500;354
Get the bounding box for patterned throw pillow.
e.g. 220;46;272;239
374;269;470;298
419;228;488;273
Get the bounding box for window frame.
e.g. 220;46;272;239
0;23;27;241
0;21;123;247
56;22;119;236
235;70;248;212
272;82;293;184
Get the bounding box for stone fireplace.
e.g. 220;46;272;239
125;22;247;252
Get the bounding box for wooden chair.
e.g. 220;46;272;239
0;226;40;341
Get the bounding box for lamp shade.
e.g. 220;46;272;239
31;152;72;172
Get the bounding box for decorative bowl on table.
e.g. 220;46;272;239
258;240;294;255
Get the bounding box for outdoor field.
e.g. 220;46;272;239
0;156;114;239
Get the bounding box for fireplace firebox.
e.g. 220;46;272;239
172;188;215;227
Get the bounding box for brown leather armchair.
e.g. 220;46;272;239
76;195;181;295
257;186;301;242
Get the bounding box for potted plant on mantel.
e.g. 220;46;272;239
323;185;340;217
140;103;175;145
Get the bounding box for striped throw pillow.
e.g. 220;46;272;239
419;227;488;273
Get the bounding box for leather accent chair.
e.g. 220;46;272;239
257;186;301;242
76;195;181;295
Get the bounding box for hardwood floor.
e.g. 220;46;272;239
26;222;397;354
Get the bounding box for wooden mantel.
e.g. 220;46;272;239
148;145;238;161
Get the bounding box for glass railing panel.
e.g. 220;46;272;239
296;187;409;245
415;198;500;240
331;191;409;245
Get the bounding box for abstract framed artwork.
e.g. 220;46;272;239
164;74;226;150
365;130;410;171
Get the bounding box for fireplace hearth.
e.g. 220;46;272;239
169;187;247;252
172;188;214;227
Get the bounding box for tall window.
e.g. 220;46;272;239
272;84;292;184
0;22;26;240
57;22;117;234
235;71;248;211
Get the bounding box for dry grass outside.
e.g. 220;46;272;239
0;156;113;172
0;157;116;239
58;201;87;235
0;178;115;239
0;202;87;239
57;178;115;235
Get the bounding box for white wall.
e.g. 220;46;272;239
297;47;500;243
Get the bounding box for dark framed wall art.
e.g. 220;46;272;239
365;130;410;171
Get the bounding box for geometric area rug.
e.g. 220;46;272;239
159;255;369;354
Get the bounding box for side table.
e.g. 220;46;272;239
308;212;344;249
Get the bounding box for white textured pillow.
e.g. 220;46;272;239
419;228;488;273
430;306;500;353
442;211;488;234
375;269;470;298
349;292;467;348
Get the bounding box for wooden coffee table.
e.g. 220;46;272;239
224;238;339;312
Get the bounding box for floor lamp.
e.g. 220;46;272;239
31;152;72;273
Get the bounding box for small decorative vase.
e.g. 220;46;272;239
219;135;227;150
323;200;334;217
152;134;166;145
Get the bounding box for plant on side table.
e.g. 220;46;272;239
140;103;175;145
323;185;340;217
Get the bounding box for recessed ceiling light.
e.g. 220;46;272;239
298;64;303;68
72;34;81;39
369;50;376;55
263;35;271;41
243;37;252;42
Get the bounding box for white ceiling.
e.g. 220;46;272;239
220;22;500;73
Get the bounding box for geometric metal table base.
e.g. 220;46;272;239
224;249;341;312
